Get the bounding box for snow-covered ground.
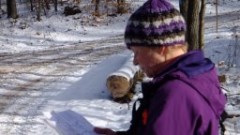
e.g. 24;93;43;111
0;0;239;134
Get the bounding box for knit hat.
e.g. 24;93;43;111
124;0;186;48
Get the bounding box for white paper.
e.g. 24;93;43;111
43;110;98;135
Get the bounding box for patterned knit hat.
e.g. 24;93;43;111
124;0;186;48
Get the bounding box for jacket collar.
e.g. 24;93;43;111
153;50;214;82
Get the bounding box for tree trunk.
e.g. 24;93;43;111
179;0;189;21
54;0;58;12
117;0;126;14
179;0;189;44
187;0;199;51
0;0;1;18
44;0;50;10
94;0;100;16
215;0;219;33
41;0;47;15
30;0;34;11
7;0;18;19
60;0;63;6
199;0;206;49
36;0;41;21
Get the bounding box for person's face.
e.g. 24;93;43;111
130;46;166;77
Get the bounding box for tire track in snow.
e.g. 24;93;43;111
0;35;126;134
205;10;240;30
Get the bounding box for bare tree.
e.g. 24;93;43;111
199;0;206;49
179;0;189;21
36;0;41;21
60;0;63;6
215;0;219;33
188;0;199;51
92;0;100;16
7;0;18;19
0;0;1;18
179;0;205;51
44;0;50;10
117;0;126;14
54;0;58;12
30;0;34;11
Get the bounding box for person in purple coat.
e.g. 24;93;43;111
94;0;227;134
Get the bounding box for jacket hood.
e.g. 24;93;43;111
153;50;226;118
154;50;214;78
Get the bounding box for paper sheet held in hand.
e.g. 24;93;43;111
43;110;98;135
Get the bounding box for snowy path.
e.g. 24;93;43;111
0;35;128;134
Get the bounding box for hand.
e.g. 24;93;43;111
94;127;117;135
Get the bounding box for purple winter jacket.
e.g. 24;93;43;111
117;50;226;135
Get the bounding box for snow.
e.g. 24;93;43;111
0;0;239;134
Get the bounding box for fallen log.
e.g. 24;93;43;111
106;54;142;103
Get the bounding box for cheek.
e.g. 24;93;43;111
143;56;163;71
146;59;158;68
138;55;155;67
